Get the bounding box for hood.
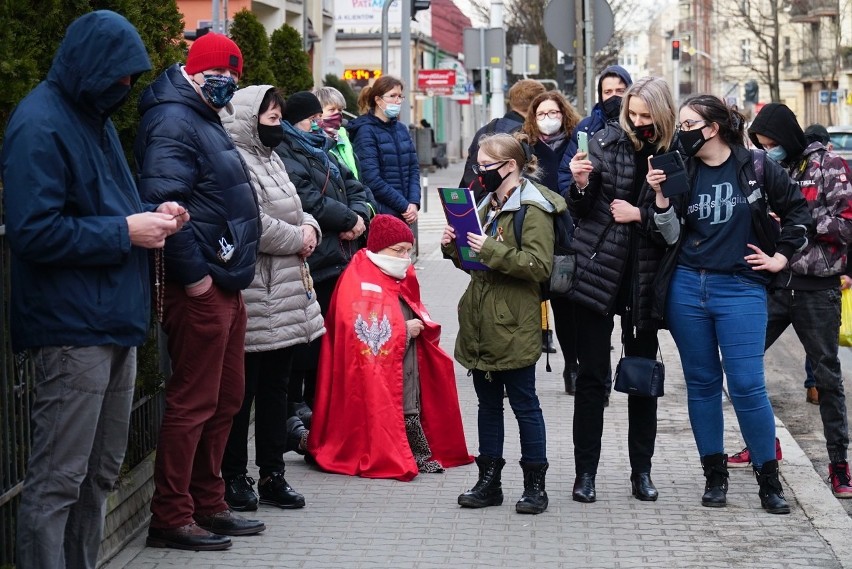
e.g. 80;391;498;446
597;65;633;103
223;85;274;152
748;103;806;160
138;64;220;122
346;111;393;139
47;10;151;116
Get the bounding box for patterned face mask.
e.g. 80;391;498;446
199;74;237;108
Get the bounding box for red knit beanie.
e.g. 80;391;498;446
367;215;414;253
185;33;243;78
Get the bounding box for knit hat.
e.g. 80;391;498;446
283;91;323;125
185;33;243;77
367;214;414;253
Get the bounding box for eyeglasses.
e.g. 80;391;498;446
471;161;507;175
535;110;562;120
386;245;412;258
677;119;707;131
381;94;405;102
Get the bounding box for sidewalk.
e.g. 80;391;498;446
107;161;852;569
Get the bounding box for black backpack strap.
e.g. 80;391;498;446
513;204;528;250
485;118;500;135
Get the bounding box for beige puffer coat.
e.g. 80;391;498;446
223;85;325;351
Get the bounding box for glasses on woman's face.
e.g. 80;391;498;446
535;109;562;120
677;119;707;132
382;93;405;102
386;245;412;258
471;161;507;175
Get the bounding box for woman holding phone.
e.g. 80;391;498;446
649;95;811;513
567;76;676;504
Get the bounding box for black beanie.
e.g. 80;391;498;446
283;91;322;125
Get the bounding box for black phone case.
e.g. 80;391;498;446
650;152;690;198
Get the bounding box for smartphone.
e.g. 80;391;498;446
577;131;589;154
649;151;690;197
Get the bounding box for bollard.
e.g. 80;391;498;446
421;176;429;213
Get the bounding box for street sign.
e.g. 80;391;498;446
463;27;506;69
417;69;455;96
543;0;614;54
511;44;540;75
819;90;839;105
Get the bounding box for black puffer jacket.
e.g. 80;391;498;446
566;124;666;330
275;124;375;284
135;64;260;291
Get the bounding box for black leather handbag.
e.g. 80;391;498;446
614;350;665;398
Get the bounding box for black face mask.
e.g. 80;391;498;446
601;96;622;120
478;163;509;194
96;83;131;116
632;123;656;142
678;127;708;157
257;122;284;148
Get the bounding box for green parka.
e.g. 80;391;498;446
442;179;566;372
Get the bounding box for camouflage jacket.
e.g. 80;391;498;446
781;142;852;284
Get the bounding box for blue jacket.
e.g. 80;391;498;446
347;112;420;216
135;64;260;291
1;11;152;352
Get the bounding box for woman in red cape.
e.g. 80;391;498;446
308;215;473;481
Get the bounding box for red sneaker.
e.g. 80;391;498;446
728;438;782;468
829;461;852;498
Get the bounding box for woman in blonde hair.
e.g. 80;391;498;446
349;76;420;224
441;132;567;515
566;76;676;504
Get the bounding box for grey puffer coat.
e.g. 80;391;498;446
566;124;667;330
223;86;325;352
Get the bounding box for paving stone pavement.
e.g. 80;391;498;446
106;161;852;569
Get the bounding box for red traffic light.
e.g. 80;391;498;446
672;39;681;60
672;40;680;48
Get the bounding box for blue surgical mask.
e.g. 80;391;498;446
310;120;321;132
199;74;237;108
383;102;401;119
767;145;787;163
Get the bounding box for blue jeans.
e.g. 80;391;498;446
666;267;777;468
16;346;136;569
472;365;547;463
804;358;815;389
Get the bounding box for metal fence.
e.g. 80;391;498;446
0;197;165;567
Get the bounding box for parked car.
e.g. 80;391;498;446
827;125;852;162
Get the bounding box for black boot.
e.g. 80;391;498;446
458;455;505;508
630;472;658;501
572;473;596;503
754;459;790;514
541;330;557;354
563;364;578;395
405;414;444;473
701;453;729;507
516;462;549;514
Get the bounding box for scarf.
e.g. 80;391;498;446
539;130;567;152
366;250;411;279
282;120;340;179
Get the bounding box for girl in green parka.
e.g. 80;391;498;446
441;132;567;515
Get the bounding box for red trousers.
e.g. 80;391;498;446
150;282;247;529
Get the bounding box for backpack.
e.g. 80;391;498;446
744;149;781;255
513;202;575;301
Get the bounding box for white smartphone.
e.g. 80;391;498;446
577;131;589;154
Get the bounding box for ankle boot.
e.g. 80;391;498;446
541;330;557;354
701;453;729;507
404;414;444;473
458;455;505;508
754;459;790;514
563;364;578;395
516;462;549;514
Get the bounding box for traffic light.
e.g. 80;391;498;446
672;40;681;60
411;0;430;20
560;55;576;94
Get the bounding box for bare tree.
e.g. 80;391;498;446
717;0;785;102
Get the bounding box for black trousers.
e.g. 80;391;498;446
289;276;337;407
572;302;658;474
222;347;296;480
551;297;578;366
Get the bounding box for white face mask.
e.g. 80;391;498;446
366;250;411;279
537;117;562;135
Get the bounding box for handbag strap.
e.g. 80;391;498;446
618;343;663;363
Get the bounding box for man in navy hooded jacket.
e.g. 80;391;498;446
0;11;184;568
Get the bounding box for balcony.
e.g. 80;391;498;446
789;0;838;23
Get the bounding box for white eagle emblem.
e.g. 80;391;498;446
354;313;393;356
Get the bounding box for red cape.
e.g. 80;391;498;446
308;249;473;481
